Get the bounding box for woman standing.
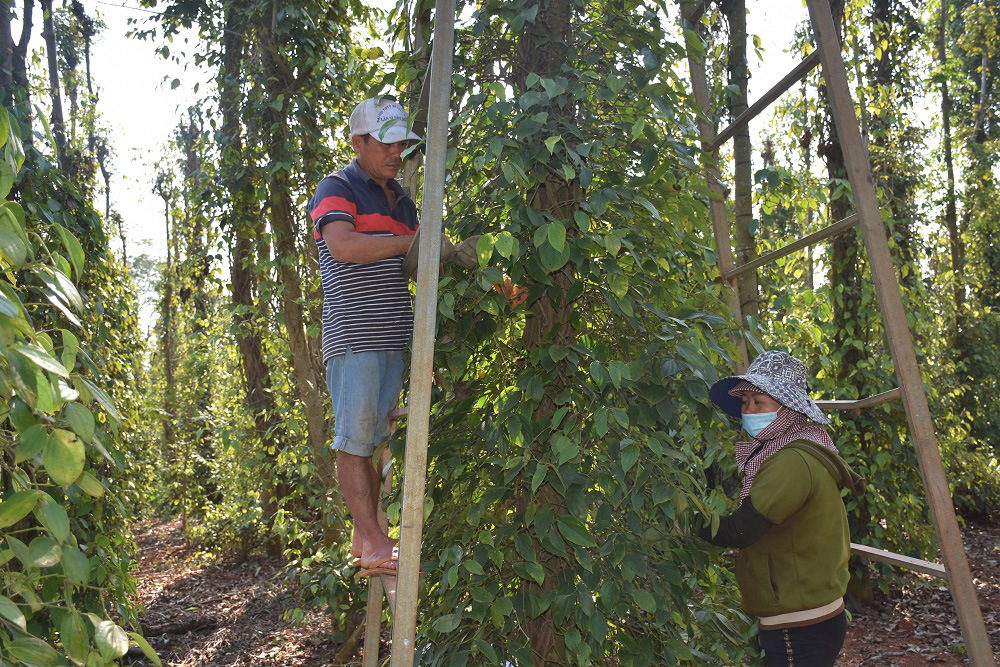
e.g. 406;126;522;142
701;350;865;667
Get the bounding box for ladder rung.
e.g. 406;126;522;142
389;405;409;420
851;543;946;578
815;387;901;411
723;213;858;282
708;51;821;153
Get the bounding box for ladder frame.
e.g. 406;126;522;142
682;2;994;664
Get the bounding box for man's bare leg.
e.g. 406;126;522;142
350;460;383;561
338;451;396;568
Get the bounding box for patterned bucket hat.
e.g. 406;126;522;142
709;350;829;424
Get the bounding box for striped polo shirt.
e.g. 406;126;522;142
309;159;418;362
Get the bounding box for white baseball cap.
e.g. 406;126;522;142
349;98;422;144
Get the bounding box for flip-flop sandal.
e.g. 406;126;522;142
359;555;398;570
359;566;425;578
351;544;399;567
359;567;398;578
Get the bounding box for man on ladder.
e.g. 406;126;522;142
308;97;477;577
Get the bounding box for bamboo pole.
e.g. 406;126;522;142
389;0;455;662
805;1;994;664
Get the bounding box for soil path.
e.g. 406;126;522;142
126;519;998;665
125;519;374;666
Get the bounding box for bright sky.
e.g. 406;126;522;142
87;0;208;262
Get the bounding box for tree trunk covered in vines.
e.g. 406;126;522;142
257;16;342;516
219;7;314;552
868;0;917;290
158;190;179;528
1;0;33;136
800;87;815;293
0;6;12;101
256;13;331;470
296;105;329;373
40;0;67;172
178;115;218;504
721;0;758;322
515;0;577;661
402;0;431;196
939;0;963;342
818;0;861;390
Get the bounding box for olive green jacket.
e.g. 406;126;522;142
735;441;866;618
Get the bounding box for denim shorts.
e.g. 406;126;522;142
325;347;406;457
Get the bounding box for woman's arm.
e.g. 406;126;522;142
699;497;774;548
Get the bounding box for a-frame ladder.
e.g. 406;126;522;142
357;0;457;664
681;1;994;664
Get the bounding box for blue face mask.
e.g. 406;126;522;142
742;411;779;438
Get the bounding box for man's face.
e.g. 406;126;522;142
352;134;408;183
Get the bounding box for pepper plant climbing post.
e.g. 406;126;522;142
389;0;455;662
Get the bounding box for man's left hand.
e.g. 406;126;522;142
402;231;482;277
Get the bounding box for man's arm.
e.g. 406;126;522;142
321;220;414;264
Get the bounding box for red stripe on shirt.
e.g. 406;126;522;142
355;213;418;236
311;195;357;222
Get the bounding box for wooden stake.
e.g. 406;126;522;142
389;1;456;662
361;445;394;667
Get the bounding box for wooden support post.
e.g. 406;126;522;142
681;1;749;371
806;1;995;663
361;431;398;665
389;0;456;663
361;558;385;667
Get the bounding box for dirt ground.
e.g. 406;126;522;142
125;519;999;666
124;520;370;666
839;519;1000;666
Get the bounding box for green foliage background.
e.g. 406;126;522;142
1;0;999;664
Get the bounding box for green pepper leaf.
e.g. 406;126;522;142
43;429;85;488
556;515;597;547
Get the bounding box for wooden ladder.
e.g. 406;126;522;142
681;1;994;664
